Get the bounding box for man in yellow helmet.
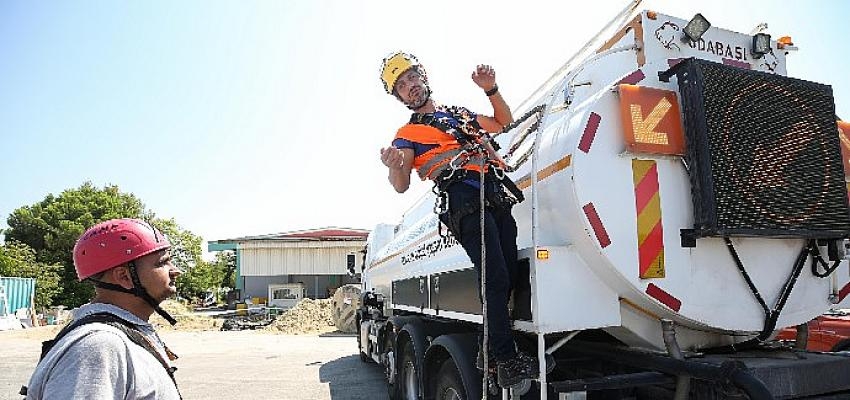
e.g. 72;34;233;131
379;51;538;388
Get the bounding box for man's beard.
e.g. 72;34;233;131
405;87;430;110
154;280;178;302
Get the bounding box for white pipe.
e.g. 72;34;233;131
661;319;691;400
546;330;580;355
538;332;548;400
831;266;839;304
516;0;644;113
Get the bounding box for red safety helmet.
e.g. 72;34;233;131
73;218;171;280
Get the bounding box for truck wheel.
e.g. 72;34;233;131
332;285;361;333
434;358;466;400
397;341;421;400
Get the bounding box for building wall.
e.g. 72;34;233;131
239;240;365;276
243;275;290;301
242;274;360;301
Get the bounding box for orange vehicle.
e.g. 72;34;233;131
775;309;850;352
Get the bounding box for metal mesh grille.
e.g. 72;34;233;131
673;58;850;238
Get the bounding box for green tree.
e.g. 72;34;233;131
153;218;210;300
215;251;237;289
0;241;62;310
3;182;221;307
4;182;149;307
173;250;236;301
177;260;222;300
154;218;232;300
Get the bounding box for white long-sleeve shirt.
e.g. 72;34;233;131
25;303;180;400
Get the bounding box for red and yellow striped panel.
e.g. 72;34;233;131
633;159;665;278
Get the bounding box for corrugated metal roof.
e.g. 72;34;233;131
240;241;365;250
210;226;369;244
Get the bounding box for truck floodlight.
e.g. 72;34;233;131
752;32;772;58
682;13;711;42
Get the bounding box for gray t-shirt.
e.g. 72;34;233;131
25;303;180;400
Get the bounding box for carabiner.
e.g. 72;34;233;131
433;190;449;215
448;149;470;171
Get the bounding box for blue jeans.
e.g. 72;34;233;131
440;181;519;361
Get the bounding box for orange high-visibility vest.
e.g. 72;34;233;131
394;123;486;181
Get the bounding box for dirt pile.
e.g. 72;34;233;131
265;298;335;334
151;300;218;331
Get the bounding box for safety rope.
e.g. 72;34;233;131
502;104;546;161
478;152;490;400
414;105;512;396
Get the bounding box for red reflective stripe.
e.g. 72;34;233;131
583;202;611;248
578;113;602;153
646;283;681;312
618;70;646;85
634;163;659;213
722;58;751;70
839;282;850;302
667;58;683;68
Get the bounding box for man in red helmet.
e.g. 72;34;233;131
379;52;540;389
24;218;183;400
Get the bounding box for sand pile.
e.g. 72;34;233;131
265;298;335;334
151;300;218;331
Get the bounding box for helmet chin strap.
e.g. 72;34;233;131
88;262;178;325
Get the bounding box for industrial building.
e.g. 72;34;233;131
207;227;368;302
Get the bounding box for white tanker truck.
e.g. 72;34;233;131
356;4;850;399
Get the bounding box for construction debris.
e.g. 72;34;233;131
220;315;275;331
265;298;335;334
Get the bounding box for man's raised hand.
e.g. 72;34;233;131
471;64;496;92
380;147;405;169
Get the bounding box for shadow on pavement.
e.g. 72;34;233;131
319;355;389;400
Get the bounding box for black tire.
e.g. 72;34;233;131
434;358;467;400
395;340;421;400
831;338;850;352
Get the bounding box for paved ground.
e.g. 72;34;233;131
1;327;390;400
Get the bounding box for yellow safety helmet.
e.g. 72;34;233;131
380;51;427;95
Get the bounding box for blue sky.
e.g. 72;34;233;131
1;1;848;253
